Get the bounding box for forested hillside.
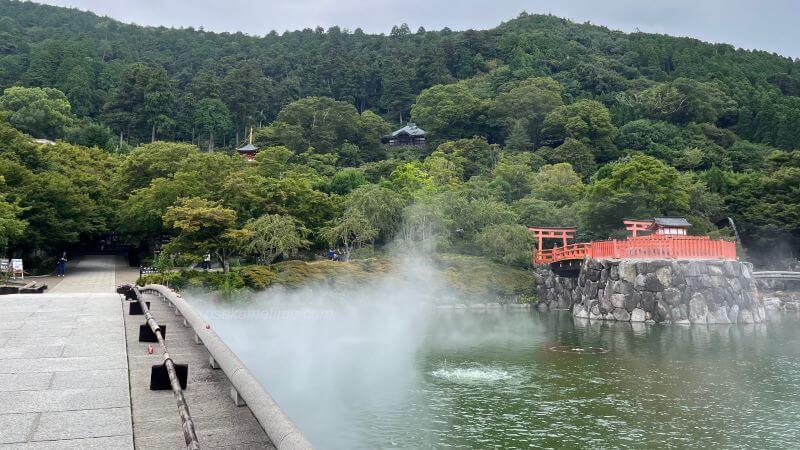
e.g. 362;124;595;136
0;0;798;270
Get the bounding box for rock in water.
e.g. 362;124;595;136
763;298;781;311
708;307;731;324
612;308;630;322
630;308;646;322
727;304;739;323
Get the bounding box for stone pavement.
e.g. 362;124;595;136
0;291;132;448
49;256;118;294
0;255;273;449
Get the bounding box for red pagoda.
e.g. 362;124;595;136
236;128;259;161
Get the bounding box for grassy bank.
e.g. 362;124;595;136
138;253;535;302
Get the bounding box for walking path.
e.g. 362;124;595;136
0;255;273;449
0;257;131;448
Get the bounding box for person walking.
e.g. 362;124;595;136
202;252;212;270
56;252;67;277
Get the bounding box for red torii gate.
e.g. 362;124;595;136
529;227;576;252
623;220;653;238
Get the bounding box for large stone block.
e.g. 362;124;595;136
635;274;647;291
619;263;637;284
689;293;709;324
708;307;731;324
611;294;626;309
624;293;639;313
588;283;599;298
707;264;725;277
655;266;672;287
685;261;708;277
612;308;630;322
600;269;609;284
630;308;646;322
671;270;686;288
723;261;741;277
654;301;671;323
738;308;754;323
663;288;682;306
644;273;665;292
641;291;656;312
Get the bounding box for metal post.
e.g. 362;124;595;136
125;285;200;449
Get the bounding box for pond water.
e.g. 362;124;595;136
197;299;800;449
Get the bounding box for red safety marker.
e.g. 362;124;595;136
147;344;154;354
205;324;211;330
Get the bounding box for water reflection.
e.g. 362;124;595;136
198;301;800;449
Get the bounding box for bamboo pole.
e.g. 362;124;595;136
130;286;200;450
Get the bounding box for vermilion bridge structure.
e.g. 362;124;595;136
530;218;738;276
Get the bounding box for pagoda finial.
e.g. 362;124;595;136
249;127;253;145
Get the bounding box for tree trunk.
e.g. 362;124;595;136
151;124;156;143
208;131;214;152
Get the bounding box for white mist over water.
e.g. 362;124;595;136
189;255;526;447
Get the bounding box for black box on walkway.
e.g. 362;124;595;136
129;301;150;315
150;362;188;390
138;324;166;342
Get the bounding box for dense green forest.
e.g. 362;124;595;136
0;0;798;271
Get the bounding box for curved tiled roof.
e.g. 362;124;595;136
391;123;425;137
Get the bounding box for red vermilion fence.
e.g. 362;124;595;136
533;236;737;264
534;243;590;264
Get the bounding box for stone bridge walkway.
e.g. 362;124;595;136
0;256;132;448
0;255;271;449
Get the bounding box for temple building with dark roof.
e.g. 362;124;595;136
383;123;426;147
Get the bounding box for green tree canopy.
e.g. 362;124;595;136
0;86;74;139
584;154;690;236
542;99;618;162
410;83;485;143
162;197;243;272
241;214;310;264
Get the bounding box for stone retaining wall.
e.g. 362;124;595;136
534;259;765;324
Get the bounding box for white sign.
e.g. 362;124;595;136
11;259;22;279
0;258;8;273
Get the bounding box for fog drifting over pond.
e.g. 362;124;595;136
189;255;493;446
185;255;800;448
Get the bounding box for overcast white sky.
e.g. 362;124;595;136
36;0;800;58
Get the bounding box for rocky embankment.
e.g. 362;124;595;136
535;259;765;324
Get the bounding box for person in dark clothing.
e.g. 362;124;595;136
56;252;67;277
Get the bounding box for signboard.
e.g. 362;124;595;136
139;266;158;276
11;259;22;279
0;258;8;273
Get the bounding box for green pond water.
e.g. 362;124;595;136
200;303;800;449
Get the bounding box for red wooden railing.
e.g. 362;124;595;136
533;235;737;265
533;243;591;264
